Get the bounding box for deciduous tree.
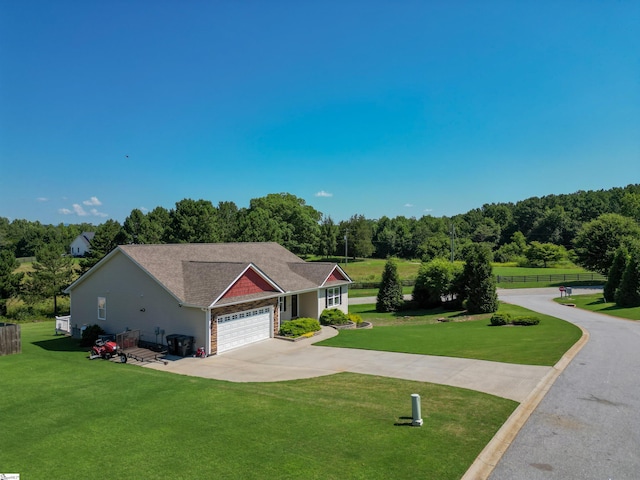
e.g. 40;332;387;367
574;213;640;274
413;258;461;308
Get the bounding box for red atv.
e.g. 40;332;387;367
89;338;127;363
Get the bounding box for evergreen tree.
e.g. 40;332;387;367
614;241;640;307
376;258;403;312
604;245;628;302
461;243;498;314
25;244;75;315
0;249;24;316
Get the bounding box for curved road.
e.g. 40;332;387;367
490;288;640;480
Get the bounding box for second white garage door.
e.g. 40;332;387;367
217;306;272;354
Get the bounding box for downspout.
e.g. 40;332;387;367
205;308;212;356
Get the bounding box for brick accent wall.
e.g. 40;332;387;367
210;297;279;355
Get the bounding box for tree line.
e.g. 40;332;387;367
3;185;640;261
2;185;640;316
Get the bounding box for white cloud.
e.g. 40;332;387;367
90;208;108;218
315;190;333;198
73;204;88;216
140;207;149;212
424;208;433;212
404;203;414;208
83;196;102;206
59;202;108;218
36;197;49;202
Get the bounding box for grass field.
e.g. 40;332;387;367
0;322;518;480
555;294;640;321
334;257;601;289
316;303;582;366
338;258;422;283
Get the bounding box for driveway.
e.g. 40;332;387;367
143;324;550;403
489;288;640;480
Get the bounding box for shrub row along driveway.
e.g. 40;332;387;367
490;288;640;480
143;324;550;403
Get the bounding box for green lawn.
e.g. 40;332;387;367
339;258;421;283
317;303;581;366
0;322;517;480
491;265;591;276
555;293;640;321
349;286;413;298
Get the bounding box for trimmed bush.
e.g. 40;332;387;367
279;318;321;338
319;308;350;326
489;313;539;326
511;316;540;326
348;313;363;325
489;313;511;326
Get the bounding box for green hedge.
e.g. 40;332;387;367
489;313;539;327
511;316;540;326
279;318;321;338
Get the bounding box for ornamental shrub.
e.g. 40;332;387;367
279;318;321;337
319;308;350;326
489;313;511;326
511;316;540;326
348;313;363;325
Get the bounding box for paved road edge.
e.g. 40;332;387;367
461;322;590;480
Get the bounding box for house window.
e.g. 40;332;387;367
279;296;287;312
326;287;341;307
97;297;106;320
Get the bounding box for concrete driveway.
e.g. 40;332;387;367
143;323;551;403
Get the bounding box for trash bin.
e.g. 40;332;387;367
176;335;194;357
166;334;180;355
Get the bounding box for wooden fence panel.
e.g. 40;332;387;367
0;323;22;356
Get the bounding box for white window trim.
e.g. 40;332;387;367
279;296;287;312
97;297;106;321
326;287;341;307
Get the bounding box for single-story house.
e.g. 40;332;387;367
64;242;352;355
70;232;95;257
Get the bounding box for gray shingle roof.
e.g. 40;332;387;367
117;242;350;307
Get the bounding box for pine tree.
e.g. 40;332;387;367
0;249;24;316
462;243;498;314
604;246;628;302
376;258;403;312
614;242;640;307
25;244;75;315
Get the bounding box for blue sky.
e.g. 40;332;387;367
1;1;638;225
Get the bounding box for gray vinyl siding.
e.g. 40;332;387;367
70;252;207;348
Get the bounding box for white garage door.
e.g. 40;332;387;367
217;307;272;354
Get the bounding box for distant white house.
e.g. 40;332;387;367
70;232;95;257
